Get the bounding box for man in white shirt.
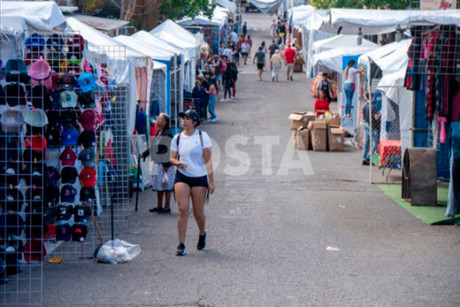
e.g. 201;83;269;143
223;47;233;63
231;31;238;44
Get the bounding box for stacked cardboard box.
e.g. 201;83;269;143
290;112;345;152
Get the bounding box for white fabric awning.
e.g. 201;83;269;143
329;8;460;35
115;35;177;63
290;5;315;27
149;20;200;58
215;0;236;14
249;0;284;16
313;35;378;54
1;1;66;32
313;45;378;72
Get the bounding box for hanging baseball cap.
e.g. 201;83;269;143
4;83;27;106
56;222;71;241
60;185;77;203
179;109;200;126
43;223;56;239
78;148;96;167
45;167;60;185
67;34;85;52
28;58;51;81
61;129;79;146
46;184;60;204
59;146;77;166
65;62;82;76
24;135;47;153
46;111;61;130
46;33;65;51
24;239;47;262
61;166;78;184
0;212;25;236
4;58;28;82
77;72;96;93
0;85;5;105
45;148;60;167
30;85;52;109
25;33;46;51
78;130;96;149
79;167;96;187
57;204;73;221
60;90;78;108
61;109;78;128
78;110;96;131
45;128;61;147
80;187;96;202
0;135;20;162
74;204;92;223
78;91;96;109
72;224;88;242
58;73;78;90
1;109;24;134
24;109;48;127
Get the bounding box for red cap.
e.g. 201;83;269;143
44;224;56;239
78;110;96;131
79;167;96;187
24;239;47;262
59;147;77;166
24;135;47;153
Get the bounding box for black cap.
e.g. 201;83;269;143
179;109;200;126
61;167;78;184
80;187;96;202
78;130;96;149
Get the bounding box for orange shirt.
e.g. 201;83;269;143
314;98;330;116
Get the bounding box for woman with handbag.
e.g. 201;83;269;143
170;110;214;256
141;113;175;213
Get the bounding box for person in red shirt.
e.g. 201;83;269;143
283;44;296;81
314;89;330;116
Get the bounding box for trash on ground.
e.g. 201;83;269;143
96;239;141;264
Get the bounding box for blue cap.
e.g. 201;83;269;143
77;72;95;93
61;129;79;146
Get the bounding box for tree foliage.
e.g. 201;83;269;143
159;0;215;21
311;0;413;10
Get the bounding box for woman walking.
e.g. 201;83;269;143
170;110;214;256
141;113;175;213
206;77;218;122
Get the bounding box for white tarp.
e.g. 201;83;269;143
132;31;186;61
66;17;152;135
0;1;66;32
212;6;230;26
358;39;411;76
215;0;237;14
249;0;284;16
329;8;460;35
313;35;378;54
313;45;378;72
149;20;200;58
290;5;315;27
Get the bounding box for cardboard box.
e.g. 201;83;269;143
329;127;345;151
309;121;327;151
289;112;310;131
294;127;310;150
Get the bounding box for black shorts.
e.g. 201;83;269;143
257;64;264;70
175;171;208;188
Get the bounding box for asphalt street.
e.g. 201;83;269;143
39;12;460;306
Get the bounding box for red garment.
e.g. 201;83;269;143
283;48;296;64
314;98;330;116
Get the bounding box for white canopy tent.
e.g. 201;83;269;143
322;8;460;35
66;17;153;135
212;6;230;26
149;20;201;92
290;5;315;28
0;1;66;32
313;35;378;54
249;0;284;16
215;0;237;14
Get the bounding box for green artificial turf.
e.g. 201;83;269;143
379;184;460;225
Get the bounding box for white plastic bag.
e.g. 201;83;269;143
162;172;169;186
96;239;141;264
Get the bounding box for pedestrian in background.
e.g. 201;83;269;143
270;49;282;82
344;59;363;118
242;21;247;38
270;20;277;39
241;40;250;65
314;89;330;116
206;76;218;122
140;113;175;213
253;46;265;82
170;110;214;256
283;43;296;81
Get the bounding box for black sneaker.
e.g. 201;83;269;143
176;243;187;256
197;232;206;250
